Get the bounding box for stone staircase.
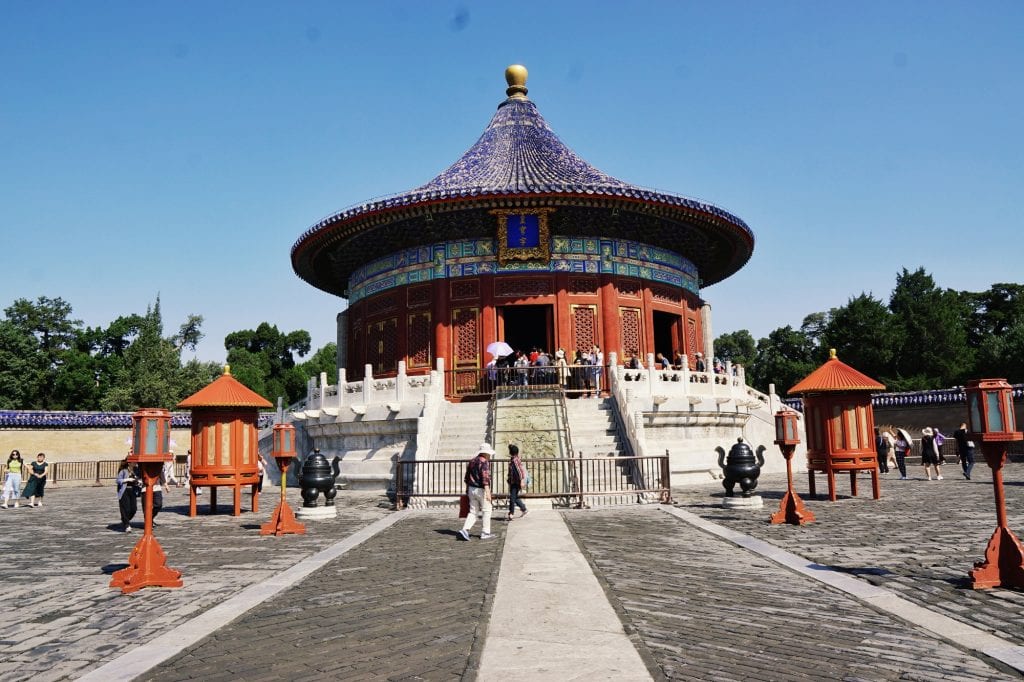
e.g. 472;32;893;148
564;397;628;457
433;400;491;459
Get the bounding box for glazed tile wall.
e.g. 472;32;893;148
348;236;699;303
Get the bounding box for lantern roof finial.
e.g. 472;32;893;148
829;348;837;360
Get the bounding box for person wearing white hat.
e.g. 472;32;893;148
459;443;496;540
920;427;943;480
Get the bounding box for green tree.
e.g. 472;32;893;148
821;293;894;383
298;342;338;381
3;296;82;408
888;268;973;390
713;331;756;369
0;320;42;408
748;326;819;394
224;323;311;404
100;298;215;410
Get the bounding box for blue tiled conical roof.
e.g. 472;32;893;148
292;67;755;298
414;97;634;195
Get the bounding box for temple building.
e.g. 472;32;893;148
292;65;754;383
289;66;780;493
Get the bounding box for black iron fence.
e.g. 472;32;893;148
393;454;671;509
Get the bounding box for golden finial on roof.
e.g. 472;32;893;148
505;64;528;100
829;349;837;360
224;364;231;375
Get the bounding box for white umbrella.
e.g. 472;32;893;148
486;341;514;357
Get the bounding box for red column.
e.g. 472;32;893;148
555;272;571;351
642;284;655;357
599;275;619;358
481;275;496;352
432;278;449;368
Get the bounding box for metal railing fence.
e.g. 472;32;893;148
1;460;189;486
393;454;671;509
445;366;607;399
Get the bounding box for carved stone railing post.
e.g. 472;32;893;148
396;361;407;402
363;364;373;405
337;368;347;407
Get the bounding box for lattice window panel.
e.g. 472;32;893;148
407;285;431;308
687;318;698;358
367;317;398;375
452;307;480;368
618;279;641;298
569;276;599;295
407;312;431;369
571;305;597;353
368;292;398;313
620;307;642;356
451;279;480;301
651;285;681;306
495;277;552;298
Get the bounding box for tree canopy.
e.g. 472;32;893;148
719;269;1024;394
0;297;330;411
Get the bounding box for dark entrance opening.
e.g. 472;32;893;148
652;311;679;365
499;305;553;356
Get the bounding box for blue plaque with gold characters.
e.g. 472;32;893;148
492;208;553;265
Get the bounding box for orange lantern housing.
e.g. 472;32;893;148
789;349;885;502
177;366;273;517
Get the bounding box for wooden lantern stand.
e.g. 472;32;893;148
110;409;183;594
965;378;1024;590
770;410;815;525
969;441;1024;588
260;423;306;536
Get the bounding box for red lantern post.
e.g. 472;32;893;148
260;423;306;536
110;409;183;593
770;410;815;525
965;379;1024;589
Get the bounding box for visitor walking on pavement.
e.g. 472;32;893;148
21;452;49;507
506;444;528;521
874;428;890;474
458;443;495;540
115;459;139;532
920;427;943;480
893;429;911;479
953;421;976;480
2;450;24;508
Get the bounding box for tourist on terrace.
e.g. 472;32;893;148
591;345;603;396
953;422;976;480
458;443;495;541
694;352;707;373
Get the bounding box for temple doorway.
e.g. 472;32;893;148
499;305;553;355
653;311;680;362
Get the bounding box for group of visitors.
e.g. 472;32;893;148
488;345;603;397
457;441;530;541
2;450;49;509
874;423;976;481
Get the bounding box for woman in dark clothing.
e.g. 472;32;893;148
21;452;49;507
115;459;139;532
920;427;943;481
893;429;911;480
506;444;528;520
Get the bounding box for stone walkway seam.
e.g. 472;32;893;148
478;508;652;681
77;511;406;682
663;505;1024;675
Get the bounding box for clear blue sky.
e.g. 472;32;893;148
3;2;1022;363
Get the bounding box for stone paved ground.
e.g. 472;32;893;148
3;466;1024;681
566;507;1011;681
0;485;390;682
145;515;504;682
674;470;1024;645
